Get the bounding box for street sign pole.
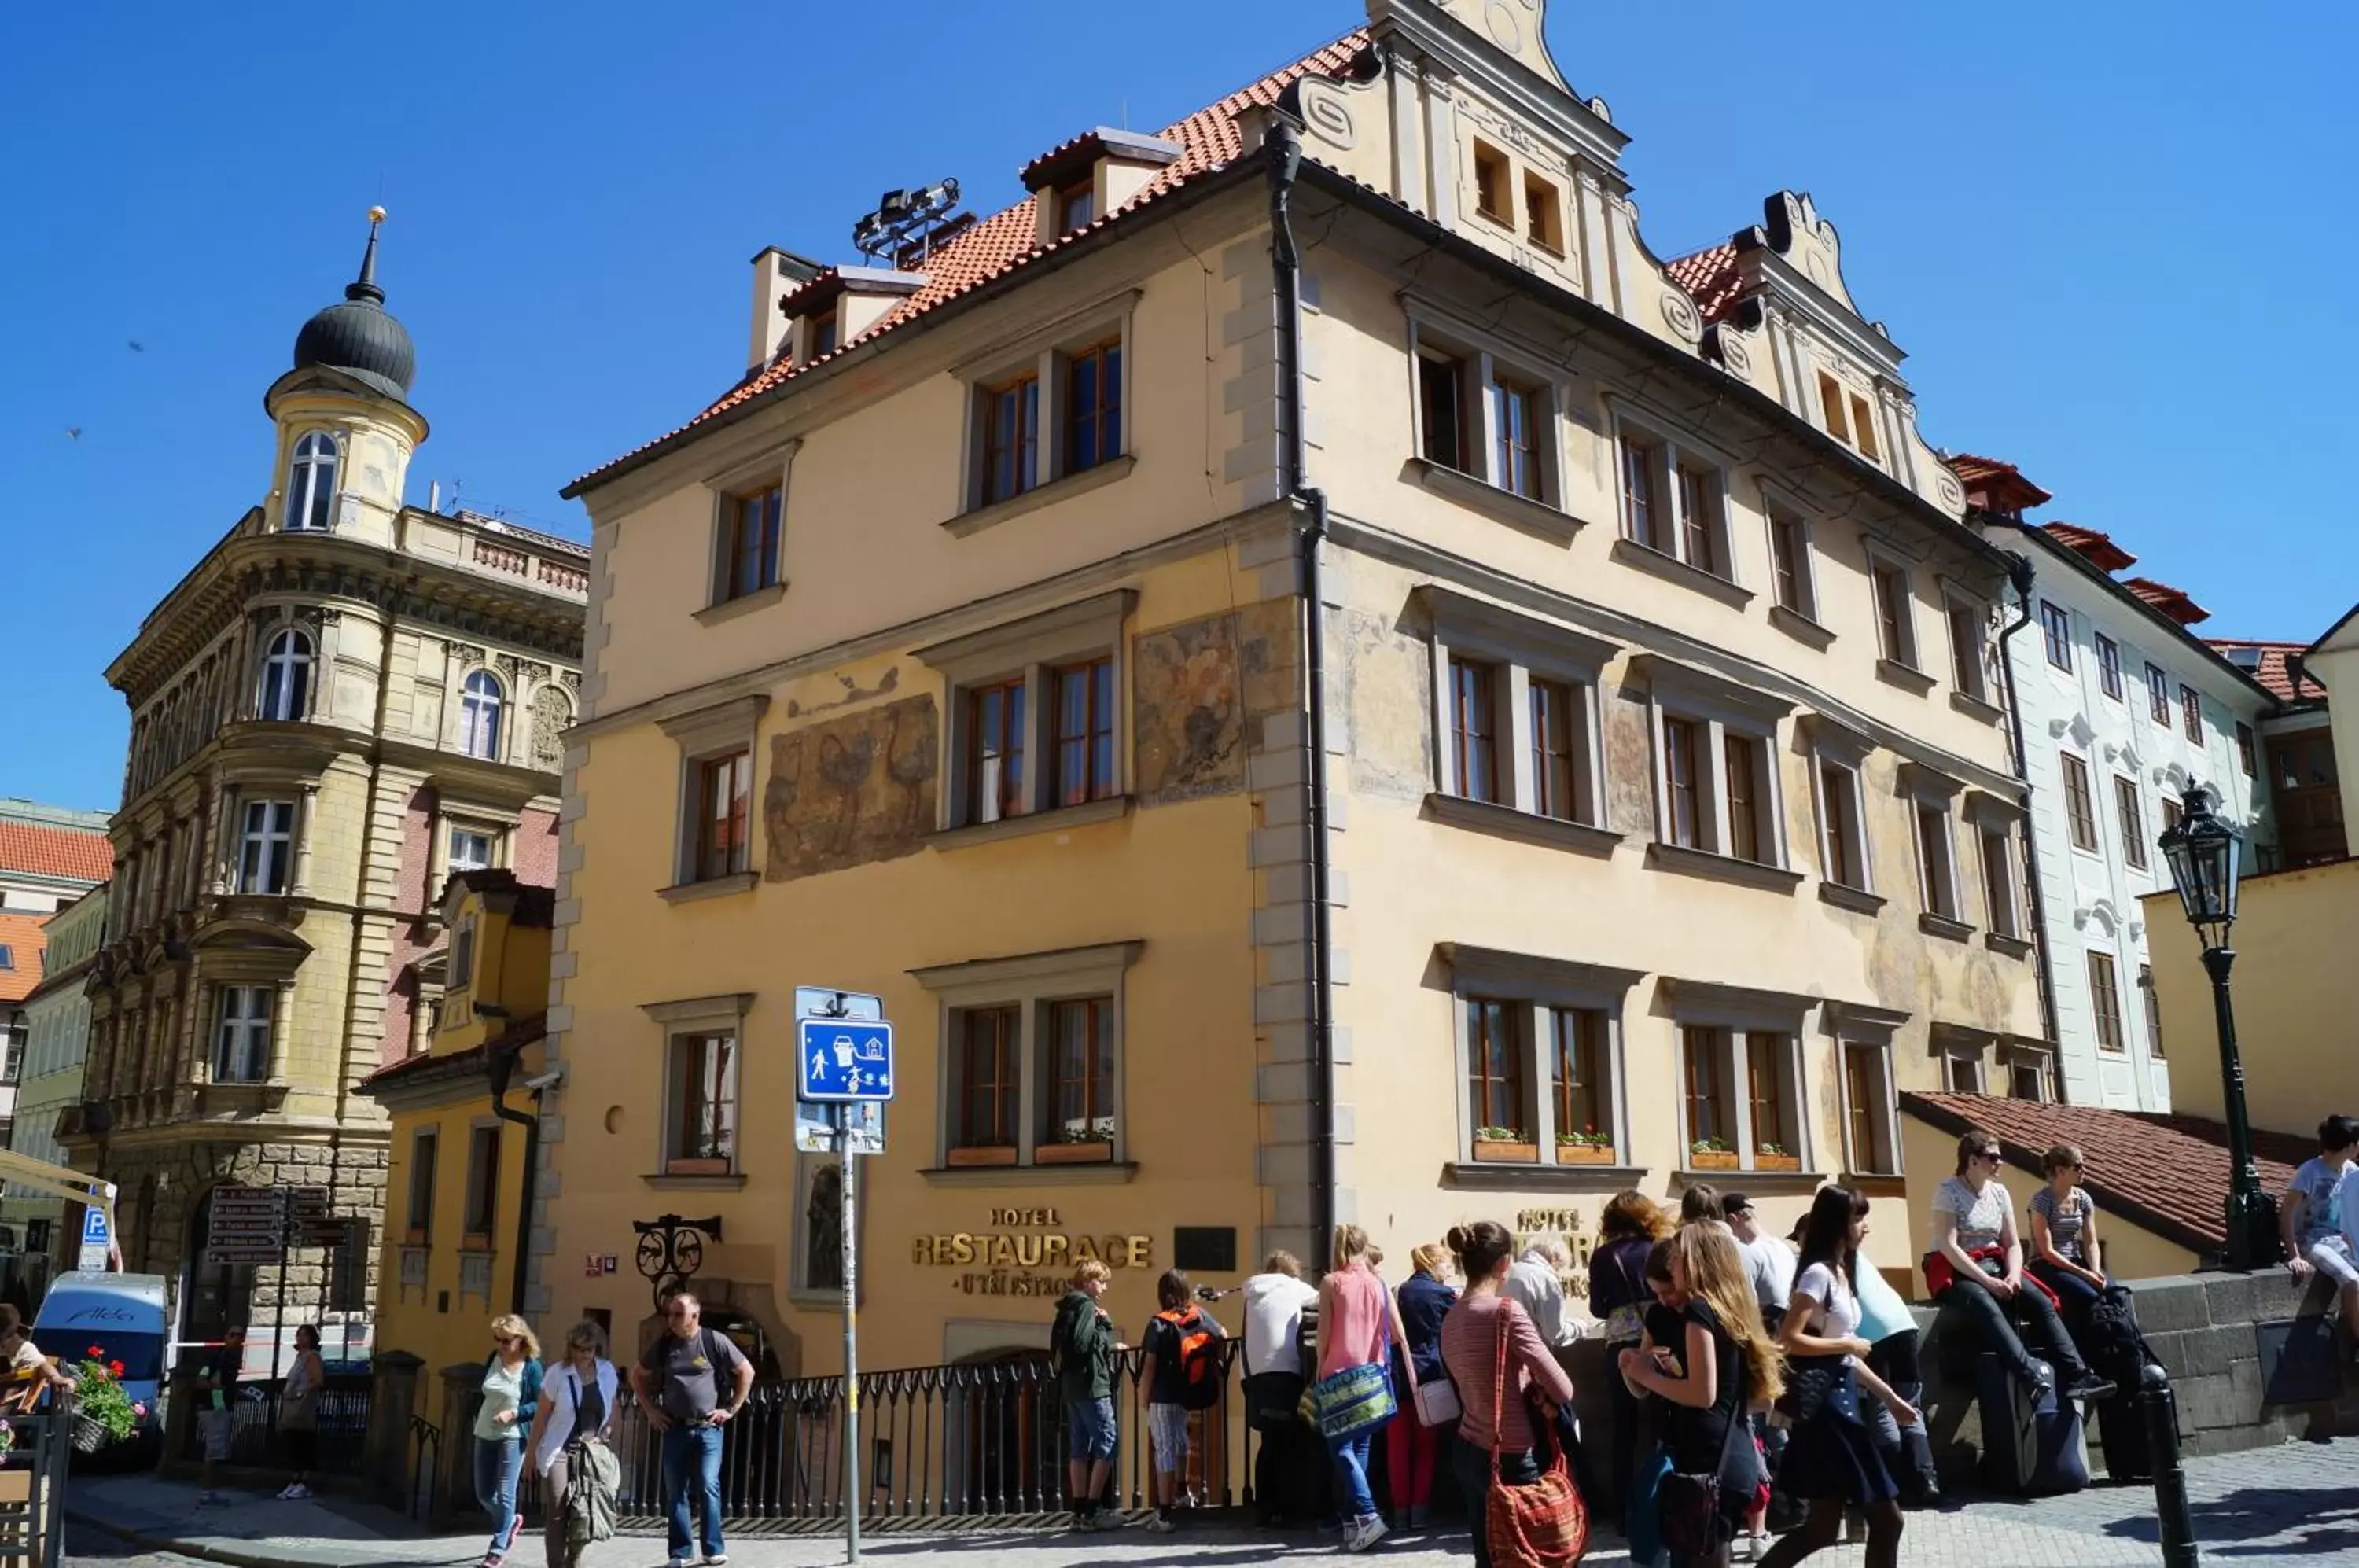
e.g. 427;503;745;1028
840;1120;861;1566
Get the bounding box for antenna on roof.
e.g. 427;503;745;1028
852;179;968;270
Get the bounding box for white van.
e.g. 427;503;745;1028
35;1272;170;1416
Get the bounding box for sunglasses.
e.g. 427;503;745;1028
1972;1150;2001;1163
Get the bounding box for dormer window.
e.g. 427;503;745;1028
285;432;338;532
1057;179;1095;233
1020;127;1180;249
1473;141;1512;226
1523;172;1564;256
1817;372;1880;462
808;311;838;358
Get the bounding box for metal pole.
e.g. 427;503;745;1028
841;1128;860;1566
2202;946;2273;1272
2142;1365;2199;1566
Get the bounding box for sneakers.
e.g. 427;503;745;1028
1345;1515;1389;1553
706;1557;730;1566
275;1483;311;1500
1733;1529;1769;1561
1146;1511;1178;1533
2064;1373;2117;1401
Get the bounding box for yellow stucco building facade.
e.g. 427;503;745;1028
537;0;2044;1375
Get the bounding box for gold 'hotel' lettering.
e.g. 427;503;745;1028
913;1209;1151;1272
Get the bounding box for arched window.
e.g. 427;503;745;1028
459;671;504;760
285;432;340;532
256;628;314;721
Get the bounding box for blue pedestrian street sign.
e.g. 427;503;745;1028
799;1018;896;1102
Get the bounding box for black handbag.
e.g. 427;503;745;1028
1773;1355;1841;1426
1658;1359;1749;1558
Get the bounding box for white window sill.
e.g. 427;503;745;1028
942;454;1136;539
1876;659;1937;697
1423;792;1621;858
1645;841;1801;893
1610;538;1753;609
929;794;1131;852
658;872;757;904
1404;458;1584;546
694;582;787;627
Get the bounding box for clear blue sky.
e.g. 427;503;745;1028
6;1;2350;813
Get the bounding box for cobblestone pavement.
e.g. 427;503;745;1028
62;1437;2359;1567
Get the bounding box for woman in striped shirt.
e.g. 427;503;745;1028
1439;1220;1576;1568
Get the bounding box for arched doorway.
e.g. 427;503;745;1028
180;1186;257;1355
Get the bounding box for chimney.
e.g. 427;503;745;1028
749;247;825;372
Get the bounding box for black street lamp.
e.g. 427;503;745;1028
2158;784;2279;1272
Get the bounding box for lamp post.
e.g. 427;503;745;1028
2158;784;2279;1272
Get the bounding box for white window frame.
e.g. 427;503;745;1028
2004;1043;2055;1103
1407;316;1566;507
447;824;497;877
1665;978;1815;1173
236;798;296;896
1761;489;1822;624
1865;547;1923;673
1943;585;1993;706
1419;587;1614;831
284;431;339;533
1803;715;1878;896
1612;410;1736;582
640;992;756;1178
1932;1024;1996;1093
657;695;767;896
664;1028;741;1172
957;297;1138;517
1899;762;1969;930
913;590;1134;833
1825;1004;1908;1178
1440;945;1643;1169
459;670;504;761
256;628;314;723
213;985;271;1083
911;941;1142;1169
1634;655;1794;873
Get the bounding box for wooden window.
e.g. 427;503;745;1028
966;679;1027;824
1621;436;1663;551
1472;140;1512;223
2116;776;2147;870
666;1031;738;1169
1849;393;1879;460
2270;734;2347;867
1676;464;1720;574
2094;633;2123;698
2140;966;2164;1059
1049;998;1117;1148
1491;377;1543;499
1949;600;1989;701
1449;658;1500;803
1551;1008;1610;1154
1842;1043;1893;1175
980;374;1040;505
1529;679;1580;822
1662;716;1703;848
808;311;838;358
1419;352;1470;473
1820;764;1861;888
1746;1035;1794;1159
2161;797;2182;834
2088;951;2126;1052
1768;510;1809;615
2236;722;2257;778
1680;1027;1732;1153
1817;374;1849;444
1056;179;1095;232
1052;657;1117;807
1065;339;1122;474
462;1124;501;1239
1467;998;1528;1139
723;485;782;601
2181;683;2203;742
1917;804;1958;918
955;1007;1019;1150
1724;733;1765;863
1981;828;2019;938
695;749;753;882
406;1130;437;1240
1873;563;1916;666
1522;171;1563;253
2146;662;2172;725
2060;753;2099;852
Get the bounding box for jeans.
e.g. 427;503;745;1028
661;1421;725;1560
1329;1423;1378;1522
1937;1278;2092;1387
472;1436;522;1557
1065;1396;1117;1462
1864;1331;1938;1500
1450;1439;1539;1568
2029;1260;2107;1323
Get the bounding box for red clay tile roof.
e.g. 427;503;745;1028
2041;521;2136;572
1949;453;2054;513
0;822;113;886
1903;1091;2309;1255
572;31;1371;493
2122;576;2210;627
362;1012;547;1089
2207;640;2326;704
0;914;50;1005
1664;243;1744;325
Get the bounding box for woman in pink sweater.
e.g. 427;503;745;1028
1441;1220;1577;1568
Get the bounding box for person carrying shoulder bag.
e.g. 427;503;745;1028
1439;1221;1583;1568
524;1321;621;1568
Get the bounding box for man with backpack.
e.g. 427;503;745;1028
1139;1268;1226;1532
1050;1260;1124;1531
630;1294;754;1568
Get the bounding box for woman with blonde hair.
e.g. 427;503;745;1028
1619;1224;1782;1566
1316;1223;1418;1552
1389;1242;1457;1529
473;1315;543;1568
524;1320;620;1568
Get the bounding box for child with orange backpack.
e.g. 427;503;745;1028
1139;1268;1227;1532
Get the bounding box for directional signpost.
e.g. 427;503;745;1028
794;986;891;1566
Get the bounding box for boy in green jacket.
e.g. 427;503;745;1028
1051;1260;1123;1529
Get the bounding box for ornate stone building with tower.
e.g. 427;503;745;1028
62;215;587;1349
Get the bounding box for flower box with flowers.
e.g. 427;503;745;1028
1687;1139;1740;1171
1555;1129;1616;1165
68;1347;143;1452
1473;1128;1540;1163
1754;1143;1801;1172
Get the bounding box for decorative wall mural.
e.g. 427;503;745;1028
1134;613;1248;804
529;685;572;771
763;694;937;880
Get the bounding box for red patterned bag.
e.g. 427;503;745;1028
1484;1298;1588;1567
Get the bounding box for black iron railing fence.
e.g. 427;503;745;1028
174;1377;373;1474
610;1341;1255;1526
